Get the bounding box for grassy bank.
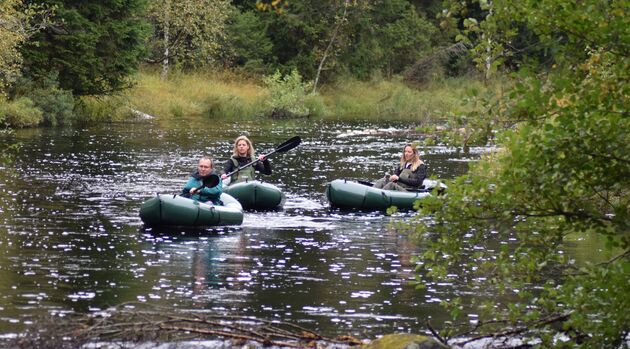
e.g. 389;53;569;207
82;69;505;125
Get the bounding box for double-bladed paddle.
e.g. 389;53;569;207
224;136;302;178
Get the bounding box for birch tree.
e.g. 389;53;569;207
147;0;232;78
0;0;55;95
0;0;25;94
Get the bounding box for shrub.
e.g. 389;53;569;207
12;73;75;126
262;69;315;118
0;97;43;128
28;86;75;126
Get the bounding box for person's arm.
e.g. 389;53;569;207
390;165;403;181
181;176;196;197
397;164;427;188
200;178;222;197
221;159;234;179
254;157;272;175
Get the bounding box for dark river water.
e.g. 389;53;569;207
0;117;600;345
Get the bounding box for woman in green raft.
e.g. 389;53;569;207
220;136;285;210
220;135;272;183
373;144;427;191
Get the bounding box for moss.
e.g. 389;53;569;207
361;333;448;349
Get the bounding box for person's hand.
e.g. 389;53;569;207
189;188;198;195
221;174;227;179
390;175;399;182
258;154;266;161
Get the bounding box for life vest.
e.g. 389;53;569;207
230;157;256;184
397;163;415;190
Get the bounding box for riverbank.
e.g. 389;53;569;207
86;69;503;125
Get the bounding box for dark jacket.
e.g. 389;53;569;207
394;163;427;188
222;156;272;178
181;170;223;204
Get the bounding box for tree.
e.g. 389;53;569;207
312;0;350;92
21;0;150;96
378;6;436;77
222;10;274;72
0;0;27;95
411;0;630;347
146;0;232;78
0;0;53;96
334;0;439;80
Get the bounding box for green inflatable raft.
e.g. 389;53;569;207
139;193;243;227
326;179;445;211
223;180;285;210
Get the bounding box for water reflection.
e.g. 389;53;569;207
0;118;598;341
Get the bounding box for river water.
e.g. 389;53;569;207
0;116;556;344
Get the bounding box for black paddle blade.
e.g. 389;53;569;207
274;136;301;153
202;173;221;188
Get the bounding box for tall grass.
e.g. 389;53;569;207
118;70;501;123
320;76;492;124
128;70;267;120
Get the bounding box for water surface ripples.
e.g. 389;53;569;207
0;119;481;339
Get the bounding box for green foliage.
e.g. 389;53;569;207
378;7;437;76
205;93;266;120
337;0;441;80
0;96;43;128
22;0;150;96
12;73;75;126
230;0;444;83
325;76;485;123
262;69;316;118
223;11;274;72
0;99;20;165
0;0;27;95
410;0;630;346
75;95;132;124
146;0;232;71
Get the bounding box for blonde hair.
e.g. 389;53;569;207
232;135;256;160
399;144;423;171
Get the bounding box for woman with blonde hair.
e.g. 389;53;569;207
221;135;272;184
373;144;427;191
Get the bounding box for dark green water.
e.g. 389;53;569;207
0;117;531;341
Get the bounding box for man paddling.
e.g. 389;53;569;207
182;156;223;204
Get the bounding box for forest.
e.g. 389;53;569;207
1;0;629;348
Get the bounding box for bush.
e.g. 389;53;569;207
28;87;75;126
12;74;75;126
0;97;43;128
262;69;316;118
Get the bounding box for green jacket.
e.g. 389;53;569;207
181;170;223;204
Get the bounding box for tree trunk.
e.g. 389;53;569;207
161;4;170;80
312;0;349;93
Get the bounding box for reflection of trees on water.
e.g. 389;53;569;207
188;231;250;308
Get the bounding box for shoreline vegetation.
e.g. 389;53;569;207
122;70;498;124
